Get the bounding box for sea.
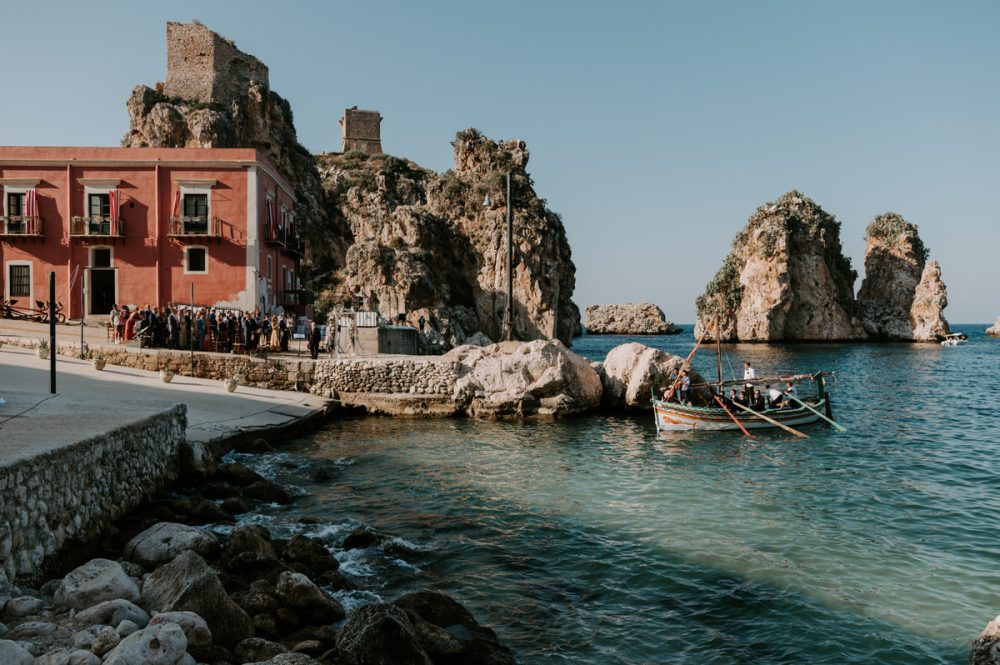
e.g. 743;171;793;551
227;326;1000;664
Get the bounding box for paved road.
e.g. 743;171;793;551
0;345;330;461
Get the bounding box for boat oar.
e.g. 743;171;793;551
782;393;846;432
731;402;809;439
713;396;754;438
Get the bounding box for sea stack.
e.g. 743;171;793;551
857;213;950;341
987;317;1000;337
694;191;861;342
584;303;681;335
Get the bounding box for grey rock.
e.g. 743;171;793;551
3;595;44;618
235;636;288;662
140;550;252;648
32;648;101;665
0;639;34;665
243;654;320;665
336;603;432;665
102;622;188;665
275;572;345;624
90;625;121;656
74;599;149;628
148;610;212;660
71;625;99;650
7;620;56;639
124;522;220;569
53;559;140;610
971;613;1000;665
116;619;140;637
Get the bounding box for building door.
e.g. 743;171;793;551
89;270;116;315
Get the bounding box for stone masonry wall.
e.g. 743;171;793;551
311;358;457;397
0;405;186;582
164;21;269;104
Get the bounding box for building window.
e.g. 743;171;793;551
183;194;209;218
8;264;30;298
7;192;24;216
91;248;112;268
185;247;208;274
88;193;110;217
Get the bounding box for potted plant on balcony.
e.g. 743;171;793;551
36;339;49;359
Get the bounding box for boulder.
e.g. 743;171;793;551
446;340;602;418
282;534;339;574
124;522;220;568
148;611;212;660
584;303;681;335
394;590;515;664
971;613;1000;665
988;317;1000;338
116;620;140;637
223;524;277;566
102;622;189;665
275;572;345;624
857;212;928;339
695;190;862;341
53;559;140;610
34;649;101;665
74;599;149;628
601;343;711;410
342;528;385;551
140;550;253;648
89;625;120;656
243;654;320;665
243;479;294;504
0;639;34;665
235;637;288;662
909;260;950;341
336;603;432;665
3;595;44;618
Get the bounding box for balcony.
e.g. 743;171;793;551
264;227;305;257
70;216;125;238
0;215;43;237
168;216;219;239
280;289;315;307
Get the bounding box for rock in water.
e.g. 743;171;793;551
857;213;949;341
446;340;602;418
584;303;681;335
695;191;862;341
971;614;1000;665
601;343;711;410
336;603;432;665
909;260;950;342
987;317;1000;338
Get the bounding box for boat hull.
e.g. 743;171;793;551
653;399;825;432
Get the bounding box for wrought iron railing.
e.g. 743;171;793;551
70;216;125;237
281;290;315;307
168;216;217;237
0;215;42;236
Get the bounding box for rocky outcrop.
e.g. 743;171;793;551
857;213;949;341
600;343;711;410
122;21;340;266
584;303;681;335
446;340;602;418
971;614;1000;665
695;191;862;341
317;129;580;347
909;260;950;341
987;318;1000;338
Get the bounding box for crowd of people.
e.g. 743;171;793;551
660;361;801;411
108;304;300;354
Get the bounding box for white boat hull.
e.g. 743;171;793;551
654;399;825;432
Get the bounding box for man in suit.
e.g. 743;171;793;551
307;320;322;360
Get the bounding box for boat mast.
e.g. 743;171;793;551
715;318;723;388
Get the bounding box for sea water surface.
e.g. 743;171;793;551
234;327;1000;663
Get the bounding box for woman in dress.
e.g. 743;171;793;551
270;315;281;351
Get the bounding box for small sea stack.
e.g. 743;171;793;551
584;303;681;335
986;317;1000;337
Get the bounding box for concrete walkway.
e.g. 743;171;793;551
0;345;331;456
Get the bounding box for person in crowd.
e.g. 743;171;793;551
196;311;207;351
269;315;280;351
782;381;798;408
109;305;120;343
753;388;766;411
744;361;756;381
307;319;322;359
117;306;129;343
168;307;180;349
279;314;290;351
767;384;783;408
678;369;691;405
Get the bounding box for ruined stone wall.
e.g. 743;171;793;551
340;108;382;154
0;406;186;582
311;358;457;397
164;21;269;104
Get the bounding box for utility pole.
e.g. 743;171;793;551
49;272;56;393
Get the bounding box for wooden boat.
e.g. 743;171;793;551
652;318;839;434
940;333;967;347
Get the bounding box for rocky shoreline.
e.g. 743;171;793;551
0;430;516;665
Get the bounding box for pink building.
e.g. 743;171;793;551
0;147;306;320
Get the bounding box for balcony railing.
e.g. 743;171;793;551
280;289;315;307
0;215;43;236
168;216;218;237
264;227;304;257
70;216;125;238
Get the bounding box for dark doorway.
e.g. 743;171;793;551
89;269;116;315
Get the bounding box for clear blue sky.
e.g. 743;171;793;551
4;1;998;322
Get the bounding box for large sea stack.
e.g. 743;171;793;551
857;213;949;341
124;22;580;347
694;191;862;341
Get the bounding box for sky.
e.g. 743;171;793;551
3;1;998;322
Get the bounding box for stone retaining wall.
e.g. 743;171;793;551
311;358;457;398
0;405;187;582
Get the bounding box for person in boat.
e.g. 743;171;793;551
753;388;766;411
678;369;691;405
743;361;756;381
767;384;783;408
726;388;739;409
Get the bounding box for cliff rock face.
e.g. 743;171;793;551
122;22;342;266
695;191;861;341
987;317;1000;338
857;213;948;341
584;303;681;335
909;260;950;341
318;129;580;347
970;614;1000;665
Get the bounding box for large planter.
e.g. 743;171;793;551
223;378;238;393
160;369;175;384
93;358;107;371
37;347;49;360
233;372;246;386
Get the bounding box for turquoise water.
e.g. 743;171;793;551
236;327;1000;663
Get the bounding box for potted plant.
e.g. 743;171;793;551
160;368;175;383
92;354;107;371
36;339;49;359
223;377;238;393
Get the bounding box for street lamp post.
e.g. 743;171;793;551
483;173;514;341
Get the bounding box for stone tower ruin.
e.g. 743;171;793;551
339;107;382;154
163;21;269;104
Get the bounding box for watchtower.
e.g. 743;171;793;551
339;107;382;155
163;21;269;104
